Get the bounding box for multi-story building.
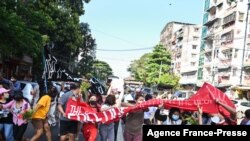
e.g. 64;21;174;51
160;22;201;89
160;22;193;50
197;0;250;89
174;25;202;87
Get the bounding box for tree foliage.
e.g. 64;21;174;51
128;44;179;88
0;0;99;78
92;60;113;81
77;23;96;75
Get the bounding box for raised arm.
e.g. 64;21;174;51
216;99;236;120
197;105;203;125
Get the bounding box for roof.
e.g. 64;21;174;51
160;21;195;34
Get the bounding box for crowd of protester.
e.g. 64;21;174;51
0;72;249;141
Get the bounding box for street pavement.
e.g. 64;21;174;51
23;121;84;141
23;120;124;141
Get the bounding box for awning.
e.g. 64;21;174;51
231;86;250;90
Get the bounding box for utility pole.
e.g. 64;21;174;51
158;61;163;84
240;2;250;85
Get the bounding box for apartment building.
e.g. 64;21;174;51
175;25;202;86
197;0;250;88
160;22;193;50
160;22;201;88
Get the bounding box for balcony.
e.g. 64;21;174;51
223;12;236;26
217;59;232;69
221;30;234;46
203;32;214;41
204;15;219;26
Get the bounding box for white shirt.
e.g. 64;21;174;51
144;107;157;119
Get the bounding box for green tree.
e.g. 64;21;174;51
92;60;113;81
77;23;96;75
128;53;151;83
0;0;45;58
128;44;179;88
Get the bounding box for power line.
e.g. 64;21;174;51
92;29;148;47
96;47;154;51
95;36;248;52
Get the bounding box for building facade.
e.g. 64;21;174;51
160;22;193;50
174;25;202;86
160;22;201;88
197;0;250;89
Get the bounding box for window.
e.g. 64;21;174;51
192;45;197;49
191;54;197;58
193;37;199;41
221;30;234;44
239;12;244;22
218;4;223;11
194;28;199;32
222;49;233;59
191;62;196;66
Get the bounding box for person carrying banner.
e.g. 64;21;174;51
82;94;99;141
30;83;58;141
197;99;237;125
100;94;118;141
124;94;148;141
58;83;81;141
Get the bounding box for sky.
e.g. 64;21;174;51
80;0;204;79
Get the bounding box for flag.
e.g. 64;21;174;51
42;46;82;82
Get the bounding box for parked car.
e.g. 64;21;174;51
141;87;153;95
18;81;39;104
231;99;250;119
175;91;196;100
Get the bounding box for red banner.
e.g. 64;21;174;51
65;83;235;123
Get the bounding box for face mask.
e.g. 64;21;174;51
172;115;179;121
89;101;96;105
210;116;220;124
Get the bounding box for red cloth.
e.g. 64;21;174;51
82;106;98;141
82;123;98;141
66;82;236;123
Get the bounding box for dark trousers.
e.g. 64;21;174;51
13;123;28;141
114;121;119;141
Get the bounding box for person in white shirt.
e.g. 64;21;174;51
144;94;157;125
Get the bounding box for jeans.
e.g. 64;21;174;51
0;123;14;141
100;123;115;141
124;130;142;141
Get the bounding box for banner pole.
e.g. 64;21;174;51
43;45;48;93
